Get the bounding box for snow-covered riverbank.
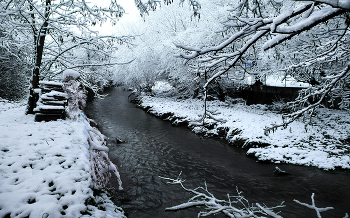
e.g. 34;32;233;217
0;99;125;218
139;95;350;170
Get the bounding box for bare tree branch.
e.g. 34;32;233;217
173;0;349;129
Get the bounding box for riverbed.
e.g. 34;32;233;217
85;88;350;218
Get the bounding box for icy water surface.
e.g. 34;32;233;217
85;88;350;218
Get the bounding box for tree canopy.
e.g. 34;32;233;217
0;0;203;113
1;0;349;129
0;0;128;112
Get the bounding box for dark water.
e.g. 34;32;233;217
85;88;350;218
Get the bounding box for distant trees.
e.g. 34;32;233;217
0;0;204;113
174;0;350;130
113;0;227;96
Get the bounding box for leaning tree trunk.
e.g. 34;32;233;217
26;0;51;114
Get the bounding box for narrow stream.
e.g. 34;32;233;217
85;88;350;218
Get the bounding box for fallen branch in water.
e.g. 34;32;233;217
161;172;346;218
293;193;333;218
160;172;285;217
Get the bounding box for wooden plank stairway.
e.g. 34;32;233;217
34;81;68;122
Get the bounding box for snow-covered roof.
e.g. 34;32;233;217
246;74;310;88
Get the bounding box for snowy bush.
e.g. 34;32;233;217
82;68;115;93
64;78;87;120
64;73;123;190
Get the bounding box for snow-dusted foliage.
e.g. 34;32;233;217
0;0;130;113
112;0;229;96
151;81;176;96
81;114;123;190
174;0;350;128
64;75;87;120
161;172;343;218
57;42;134;96
64;75;123;190
134;0;201;19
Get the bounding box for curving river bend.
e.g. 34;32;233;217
85;88;350;218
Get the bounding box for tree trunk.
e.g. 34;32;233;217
26;0;51;114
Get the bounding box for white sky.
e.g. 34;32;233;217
115;0;140;19
89;0;141;35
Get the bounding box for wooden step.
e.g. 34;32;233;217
35;81;68;122
39;100;67;106
41;91;68;101
41;87;64;93
35;113;65;122
40;81;64;92
34;105;65;114
39;81;64;87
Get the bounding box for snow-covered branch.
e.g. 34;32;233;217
161;172;285;217
293;193;334;218
135;0;201;18
174;0;349;128
264;63;350;135
161;173;346;218
293;0;350;10
83;115;123;190
263;6;345;50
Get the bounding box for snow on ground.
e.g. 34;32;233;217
139;95;350;170
0;99;125;218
